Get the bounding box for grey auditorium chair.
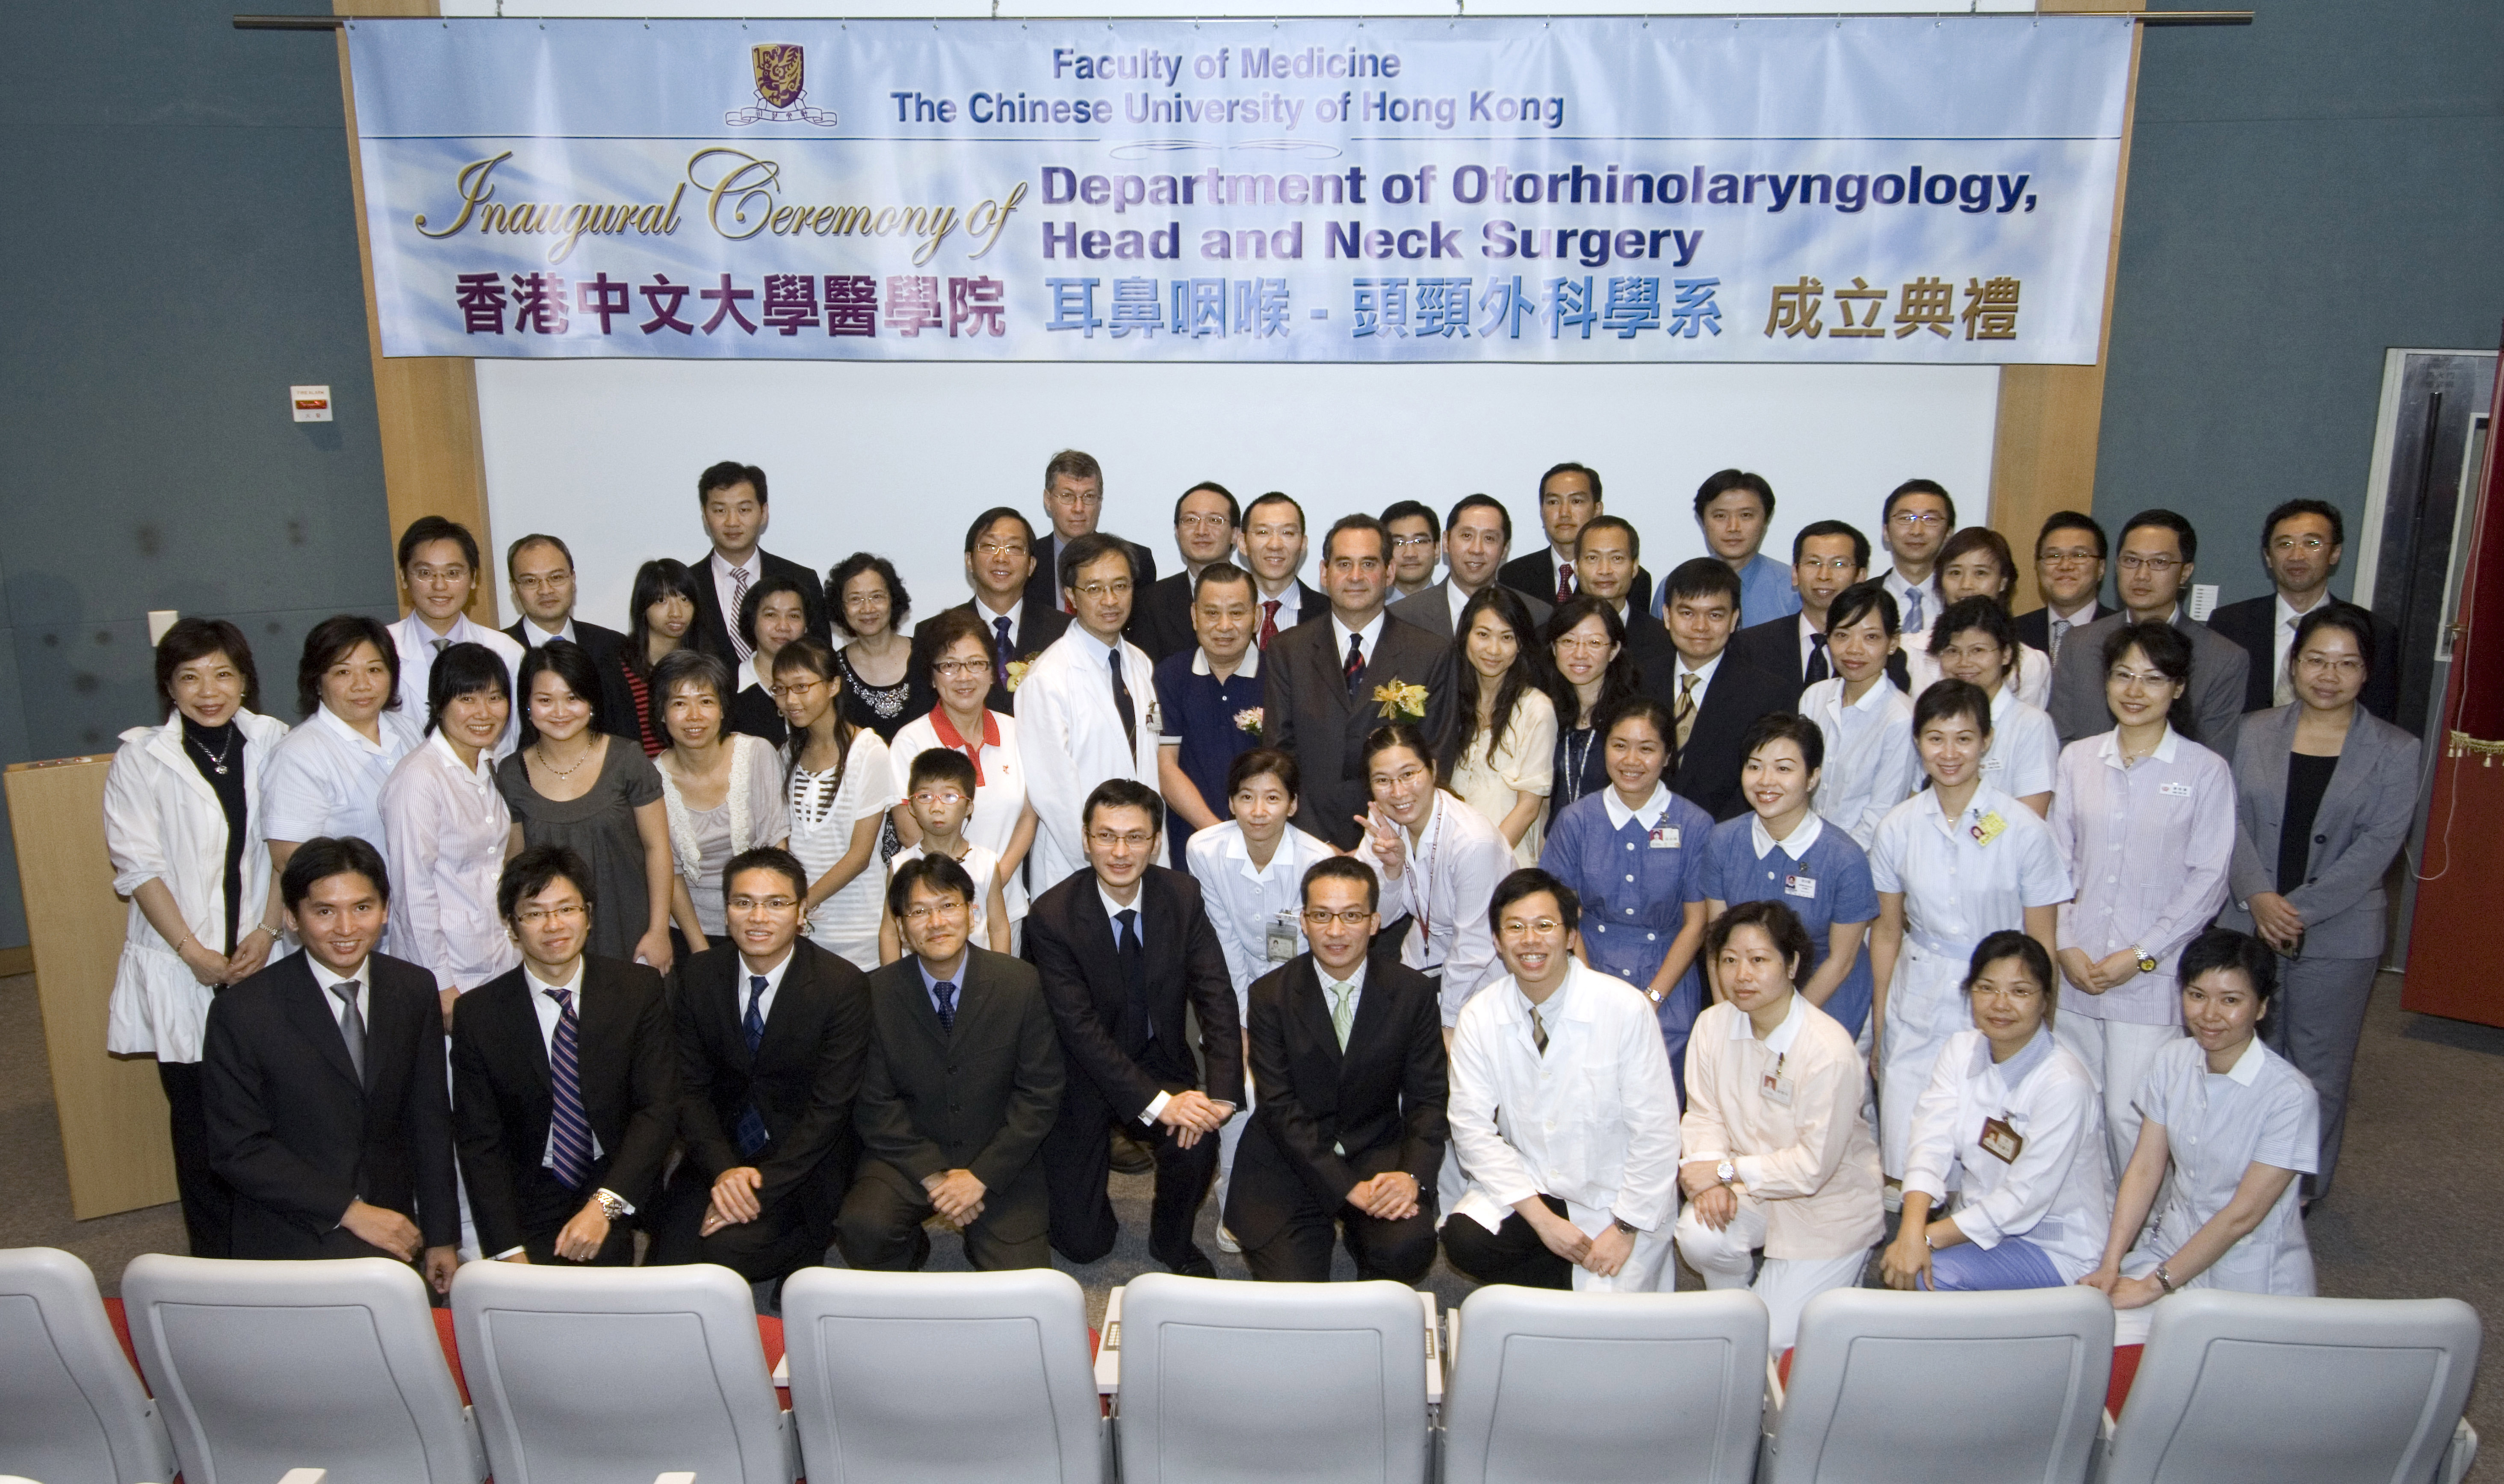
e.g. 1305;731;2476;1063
781;1266;1107;1484
1763;1286;2113;1484
452;1259;794;1484
0;1247;175;1484
1441;1286;1767;1484
2097;1290;2480;1484
121;1252;482;1484
1116;1273;1429;1484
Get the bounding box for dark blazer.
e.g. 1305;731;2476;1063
855;948;1066;1238
1224;957;1448;1248
2216;702;2421;960
725;681;788;746
1662;655;1798;822
1724;611;1909;703
1387;580;1553;643
2048;608;2251;758
201;950;458;1259
505;620;639;738
675;939;871;1207
1022;532;1159;618
1023;865;1244;1122
2207;594;2404;728
1265;609;1456;849
2012;600;2109;661
1126;570;1199;664
450;956;678;1258
1500;549;1652;616
912;597;1070;716
688;549;833;665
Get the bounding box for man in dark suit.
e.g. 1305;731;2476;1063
1128;481;1240;663
2012;510;2111;666
1238;490;1330;652
201;836;458;1289
689;460;831;667
1025;779;1243;1274
1654;558;1796;821
836;854;1066;1270
1267;515;1456;850
660;846;871;1282
1571;514;1680;690
1020;448;1160;618
2047;509;2251;757
2206;498;2404;726
451;845;676;1266
1387;493;1551;642
1725;519;1884;702
912;507;1070;714
503;532;639;735
1225;856;1447;1283
1498;462;1652;614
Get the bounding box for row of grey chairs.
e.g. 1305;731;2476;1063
0;1244;2481;1484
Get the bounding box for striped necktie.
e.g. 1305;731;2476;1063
545;987;593;1189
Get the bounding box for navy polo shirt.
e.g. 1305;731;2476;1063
1153;646;1265;865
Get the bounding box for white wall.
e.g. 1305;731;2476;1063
476;357;1998;630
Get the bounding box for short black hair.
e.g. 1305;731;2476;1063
1601;693;1678;746
1663;555;1743;608
1936;528;2018;603
1362;723;1435;776
425;641;511;737
1793;519;1871;570
827;553;909;637
1380;499;1441;542
1226;745;1301;801
514;638;608;744
2290;604;2377;677
295;614;400;719
2179;927;2279;1004
739;572;816;652
498;843;594;923
649;647;732;741
504;532;572;582
965;506;1036;553
1740;711;1825;773
723;844;808;904
1446;493;1511;543
1192;561;1256;602
1882;478;1956;528
1928;596;2017;660
1539;462;1602;505
887;850;977;918
1694;468;1775;522
1059;531;1136;590
1912;677;1994;740
698;460;768;505
1574;513;1640;563
153;617;261;718
1703;899;1815;983
1964;929;2057;1021
1083;777;1163;835
1177;481;1240;529
2035;510;2108;561
1243;490;1307;531
2262;498;2345;551
1825;579;1900;638
2119;508;2199;566
1301;854;1380;915
907;746;978;798
1323;513;1390;567
1488;867;1579;935
281;835;390;911
918;608;997;676
397;515;480;577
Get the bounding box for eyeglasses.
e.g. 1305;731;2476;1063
1888;511;1946;528
2038;548;2101;567
2108;666;2173;689
1501;918;1565;936
2117;554;2182;573
976;540;1030;558
766;677;825;699
1971;982;2043;1002
1555;636;1614;657
2270;535;2330;553
1088;829;1155;849
1176;513;1234;532
912;789;969;806
901;899;967;923
1301;908;1376;928
2296;653;2366;677
1072;580;1134;600
517;903;587;926
1051;490;1104;506
930;659;989;679
1388;534;1437;550
1796;556;1860;574
727;895;799;913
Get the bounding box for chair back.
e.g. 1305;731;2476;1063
451;1260;792;1484
1765;1286;2112;1484
0;1247;175;1484
1442;1286;1767;1484
2100;1290;2482;1484
122;1252;478;1484
781;1266;1103;1484
1116;1273;1427;1484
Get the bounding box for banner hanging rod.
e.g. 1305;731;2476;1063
234;11;2252;31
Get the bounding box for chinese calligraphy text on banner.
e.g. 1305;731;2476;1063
347;15;2131;365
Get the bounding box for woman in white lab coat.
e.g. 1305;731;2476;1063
103;618;292;1256
2081;928;2317;1342
1881;930;2113;1291
1798;580;1919;849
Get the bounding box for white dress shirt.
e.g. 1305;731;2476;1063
1669;647;1724;711
1258;578;1306;634
1902;1026;2114;1282
1980;684;2061;800
971;592;1022;657
387;612;525;760
1881;567;1943;634
1014;626;1162;893
1800;676;1920;847
523;959;608;1165
1329;610;1388;678
730;944;797;1027
378;732;521;994
1354;792;1514;1024
2271;591;2330;708
1447;959;1684;1290
2050;726;2235;1025
2043;600;2100;665
1183;819;1343;1001
517;618;579;649
1446;580;1482;633
262;704;425;848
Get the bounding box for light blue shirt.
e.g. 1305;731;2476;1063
915;953;968;1020
1652;551;1799;627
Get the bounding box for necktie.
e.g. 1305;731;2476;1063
330;981;366;1084
431;638;448;656
1344;631;1366;698
1902;584;1925;632
734;974;771;1157
1259;599;1281;651
1804;630;1831;685
729;566;754;661
2049;616;2070;664
545;988;593;1190
1116;908;1152;1053
1109;647;1137;751
1674;671;1701;764
1530;1003;1550;1056
933;980;958;1032
1556;562;1576;605
2274;617;2299;707
1329;980;1356;1050
993;616;1015;687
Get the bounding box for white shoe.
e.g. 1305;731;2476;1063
1216;1225;1241;1254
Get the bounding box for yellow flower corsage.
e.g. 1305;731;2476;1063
1373;680;1429;723
1005;659;1032;693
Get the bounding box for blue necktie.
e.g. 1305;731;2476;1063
933;980;958;1031
1903;585;1925;631
734;974;771;1157
545;988;593;1190
993;616;1014;687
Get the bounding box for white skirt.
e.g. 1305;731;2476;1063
106;938;216;1063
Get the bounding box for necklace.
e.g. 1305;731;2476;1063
535;739;592;779
187;728;235;776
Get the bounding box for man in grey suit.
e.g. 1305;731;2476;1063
2048;509;2249;758
1270;515;1457;849
1388;493;1552;643
836;853;1066;1270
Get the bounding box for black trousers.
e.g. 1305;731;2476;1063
158;1060;233;1259
1439;1193;1575;1290
1242;1199;1438;1284
648;1160;843;1282
834;1160;1051;1272
1042;1092;1217;1268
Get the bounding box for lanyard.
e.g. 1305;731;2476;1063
1412;799;1447;950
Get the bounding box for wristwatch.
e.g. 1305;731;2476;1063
594;1189;629;1223
2133;945;2159;975
1715;1159;1736;1186
2153;1263;2177;1295
1612;1217;1640;1236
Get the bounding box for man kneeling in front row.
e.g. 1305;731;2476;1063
1224;855;1448;1283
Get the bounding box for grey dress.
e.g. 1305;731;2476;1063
495;736;665;962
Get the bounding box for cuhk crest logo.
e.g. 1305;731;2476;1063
729;42;838;126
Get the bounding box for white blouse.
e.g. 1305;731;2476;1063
260;704;424;849
658;733;791;938
787;732;899;971
1451;687;1558;868
1801;676;1920;847
1902;1027;2114;1282
378;732;520;994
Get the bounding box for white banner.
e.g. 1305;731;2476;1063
348;15;2131;363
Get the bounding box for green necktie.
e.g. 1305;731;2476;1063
1329;980;1357;1049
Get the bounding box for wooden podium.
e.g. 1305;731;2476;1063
5;755;179;1218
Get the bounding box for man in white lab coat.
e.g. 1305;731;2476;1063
1016;532;1163;895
